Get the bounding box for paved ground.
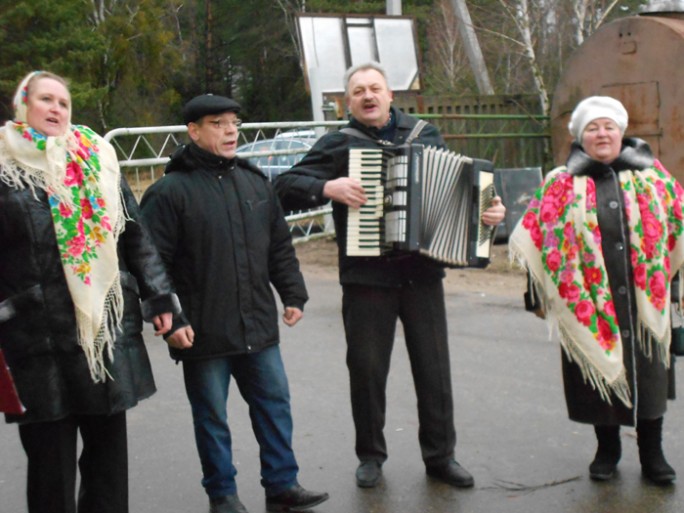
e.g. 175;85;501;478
2;254;683;513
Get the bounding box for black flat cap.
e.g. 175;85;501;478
182;94;241;125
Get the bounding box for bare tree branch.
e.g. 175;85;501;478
497;0;549;115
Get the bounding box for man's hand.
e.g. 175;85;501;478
323;177;367;209
282;307;303;327
481;196;506;226
166;325;195;349
152;312;173;336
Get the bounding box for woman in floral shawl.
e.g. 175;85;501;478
0;71;181;513
510;96;684;485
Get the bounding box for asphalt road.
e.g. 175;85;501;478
2;267;683;513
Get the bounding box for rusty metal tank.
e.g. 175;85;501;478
550;0;684;181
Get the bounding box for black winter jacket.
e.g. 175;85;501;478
0;177;180;425
274;106;447;287
140;143;308;361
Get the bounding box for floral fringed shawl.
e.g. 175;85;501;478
510;142;684;407
0;72;126;383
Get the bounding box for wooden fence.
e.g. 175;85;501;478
332;93;551;170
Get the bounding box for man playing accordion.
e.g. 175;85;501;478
275;61;505;489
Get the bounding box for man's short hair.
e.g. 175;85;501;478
343;62;389;97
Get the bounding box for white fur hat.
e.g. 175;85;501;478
567;96;628;142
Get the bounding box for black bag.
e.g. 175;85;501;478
671;273;684;356
523;272;545;320
672;326;684;356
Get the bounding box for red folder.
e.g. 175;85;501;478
0;349;24;415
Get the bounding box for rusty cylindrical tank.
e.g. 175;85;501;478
551;1;684;182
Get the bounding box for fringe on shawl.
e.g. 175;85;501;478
635;261;684;369
2;141;131;383
76;173;129;383
0;153;73;205
632;261;684;368
0;136;76;205
558;323;632;408
509;240;634;408
637;321;671;369
76;277;124;383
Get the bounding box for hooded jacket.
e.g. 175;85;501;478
140;143;307;361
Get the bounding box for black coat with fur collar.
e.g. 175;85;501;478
560;138;675;426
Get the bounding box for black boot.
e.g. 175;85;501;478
589;425;621;481
637;417;676;485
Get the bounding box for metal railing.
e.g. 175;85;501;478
105;114;550;241
104;121;344;241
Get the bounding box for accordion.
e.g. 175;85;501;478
346;144;496;268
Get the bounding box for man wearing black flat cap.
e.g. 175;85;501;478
140;94;329;513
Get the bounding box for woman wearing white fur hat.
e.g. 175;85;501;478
510;96;684;484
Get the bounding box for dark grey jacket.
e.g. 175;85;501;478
0;178;179;424
274;107;447;287
140;143;307;361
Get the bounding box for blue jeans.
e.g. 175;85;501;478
182;345;299;498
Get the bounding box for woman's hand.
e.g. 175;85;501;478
152;313;173;336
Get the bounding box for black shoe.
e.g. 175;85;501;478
642;459;677;485
266;484;330;512
209;494;249;513
589;425;621;481
589;458;618;481
356;460;382;488
637;417;677;485
426;459;474;488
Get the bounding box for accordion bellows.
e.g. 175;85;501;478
347;144;495;268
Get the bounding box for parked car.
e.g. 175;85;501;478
236;131;318;180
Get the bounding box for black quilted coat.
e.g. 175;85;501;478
140;143;308;361
0;177;180;425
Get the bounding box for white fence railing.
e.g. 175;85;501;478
105;121;344;241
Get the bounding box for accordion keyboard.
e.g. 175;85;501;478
346;144;495;267
347;148;385;256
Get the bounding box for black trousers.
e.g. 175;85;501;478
18;411;128;513
342;280;456;467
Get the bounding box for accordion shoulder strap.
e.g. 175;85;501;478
405;119;427;144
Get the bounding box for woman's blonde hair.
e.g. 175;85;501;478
25;71;70;96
